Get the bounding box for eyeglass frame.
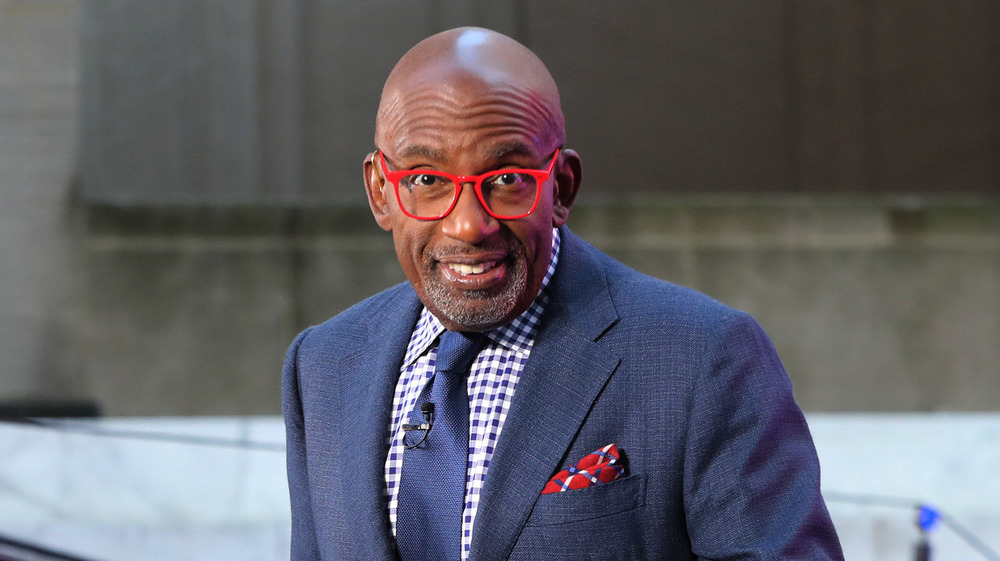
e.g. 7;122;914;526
374;148;561;220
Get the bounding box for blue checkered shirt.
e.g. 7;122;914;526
384;229;560;561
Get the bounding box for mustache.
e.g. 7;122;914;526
427;241;522;260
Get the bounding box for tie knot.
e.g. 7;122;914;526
435;331;486;375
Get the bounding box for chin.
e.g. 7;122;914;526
432;294;519;331
425;280;526;331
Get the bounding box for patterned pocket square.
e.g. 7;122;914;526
542;443;625;494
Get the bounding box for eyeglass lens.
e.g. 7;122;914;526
397;172;539;219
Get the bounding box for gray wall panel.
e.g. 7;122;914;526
527;1;791;193
78;1;999;203
5;1;999;416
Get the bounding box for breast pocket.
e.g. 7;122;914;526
525;473;646;526
509;475;648;561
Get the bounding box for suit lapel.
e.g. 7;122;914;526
470;231;621;561
337;286;422;560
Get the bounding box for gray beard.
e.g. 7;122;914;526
423;256;528;331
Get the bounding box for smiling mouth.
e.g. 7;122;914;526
445;261;499;275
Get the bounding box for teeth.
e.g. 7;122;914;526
447;261;495;275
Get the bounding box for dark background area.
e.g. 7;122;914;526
1;1;997;417
79;1;999;205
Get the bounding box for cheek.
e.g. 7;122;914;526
396;234;421;264
391;222;434;276
514;220;554;272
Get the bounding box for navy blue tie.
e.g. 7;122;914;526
396;330;485;561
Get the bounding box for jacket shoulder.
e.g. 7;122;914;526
570;232;743;330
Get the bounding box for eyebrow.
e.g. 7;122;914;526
396;145;446;162
393;141;540;166
491;141;534;159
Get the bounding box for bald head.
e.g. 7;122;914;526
364;28;582;332
375;27;565;153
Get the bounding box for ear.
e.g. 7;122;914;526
364;151;394;232
550;148;581;227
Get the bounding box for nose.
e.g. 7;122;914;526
439;182;499;244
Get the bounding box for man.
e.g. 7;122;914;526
283;27;844;561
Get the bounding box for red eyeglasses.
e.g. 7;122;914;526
376;149;560;220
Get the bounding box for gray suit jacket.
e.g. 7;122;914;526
283;228;844;560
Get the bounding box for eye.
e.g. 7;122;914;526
409;174;439;187
491;173;522;187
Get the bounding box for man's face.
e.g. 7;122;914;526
367;78;573;332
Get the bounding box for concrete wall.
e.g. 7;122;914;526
71;199;1000;416
78;1;1000;203
0;0;81;404
1;1;998;417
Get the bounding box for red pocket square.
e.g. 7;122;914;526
542;443;625;494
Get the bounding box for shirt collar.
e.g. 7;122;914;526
401;228;562;367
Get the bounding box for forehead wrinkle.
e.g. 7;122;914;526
391;121;543;162
377;72;563;140
390;82;551;120
380;89;562;160
453;102;560;149
442;83;562;143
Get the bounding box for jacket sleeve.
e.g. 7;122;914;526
683;311;844;561
283;327;322;561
